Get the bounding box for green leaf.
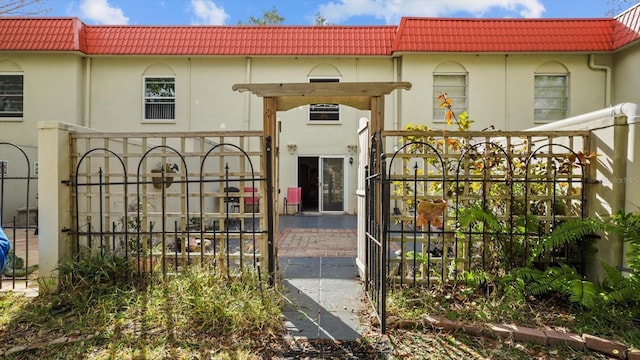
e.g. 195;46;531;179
568;280;598;309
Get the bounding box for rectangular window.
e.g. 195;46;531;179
433;74;467;121
534;75;567;122
0;74;24;118
309;78;339;122
144;77;175;120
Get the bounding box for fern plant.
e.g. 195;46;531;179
528;217;604;267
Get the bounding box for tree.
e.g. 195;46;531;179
238;6;284;25
0;0;49;16
606;0;640;16
314;12;327;26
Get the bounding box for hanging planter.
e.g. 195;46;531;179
151;162;178;189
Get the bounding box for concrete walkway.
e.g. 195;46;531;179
278;214;367;340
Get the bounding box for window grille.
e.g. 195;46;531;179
0;74;24;118
144;77;175;120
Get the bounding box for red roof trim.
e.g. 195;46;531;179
1;8;639;55
613;3;640;49
84;25;397;55
393;18;614;53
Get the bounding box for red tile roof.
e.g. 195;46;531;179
1;5;640;56
613;4;640;49
0;17;86;52
392;18;614;52
84;25;396;56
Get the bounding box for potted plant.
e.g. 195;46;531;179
151;161;178;189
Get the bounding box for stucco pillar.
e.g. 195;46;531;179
37;121;73;289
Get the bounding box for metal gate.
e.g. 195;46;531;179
364;132;388;332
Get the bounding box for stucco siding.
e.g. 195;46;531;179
613;44;640;106
399;53;607;131
0;54;83;146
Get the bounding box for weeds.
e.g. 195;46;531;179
0;253;282;359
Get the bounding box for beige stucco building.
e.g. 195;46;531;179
0;5;639;220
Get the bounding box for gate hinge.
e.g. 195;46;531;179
61;180;73;186
584;178;601;184
61;227;72;233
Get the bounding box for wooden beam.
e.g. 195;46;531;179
233;82;412;98
276;95;371;111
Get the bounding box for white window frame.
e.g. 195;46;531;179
143;76;175;122
432;73;467;123
534;74;568;123
0;73;24;120
308;77;341;124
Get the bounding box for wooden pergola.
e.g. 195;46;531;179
232;81;411;138
232;82;411;277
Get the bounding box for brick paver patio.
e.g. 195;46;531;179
278;228;357;257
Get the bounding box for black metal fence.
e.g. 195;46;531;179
68;132;274;283
365;130;592;332
0;142;38;290
364;132;387;333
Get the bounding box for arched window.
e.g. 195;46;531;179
308;64;342;123
433;61;467;121
0;60;24;119
142;64;175;121
534;62;569;122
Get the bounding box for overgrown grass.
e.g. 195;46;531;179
387;281;640;351
0;253;283;359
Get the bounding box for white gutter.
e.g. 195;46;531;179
526;103;638;131
588;54;612;108
83;57;91;128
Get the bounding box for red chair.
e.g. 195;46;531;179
243;187;259;213
284;187;302;214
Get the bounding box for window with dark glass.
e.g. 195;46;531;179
0;74;23;118
144;77;175;120
309;78;339;121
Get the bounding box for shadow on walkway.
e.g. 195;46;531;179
278;215;366;341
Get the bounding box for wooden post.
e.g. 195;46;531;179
263;97;278;284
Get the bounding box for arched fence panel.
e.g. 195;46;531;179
374;130;592;292
0;142;38;290
68;132;272;282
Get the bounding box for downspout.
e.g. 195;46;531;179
588;54;611;107
83;57;91;128
244;57;252;130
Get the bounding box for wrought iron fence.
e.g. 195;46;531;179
380;130;592;286
0;142;38;290
68;132;273;282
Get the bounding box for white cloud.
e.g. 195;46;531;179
190;0;229;25
318;0;545;25
79;0;129;25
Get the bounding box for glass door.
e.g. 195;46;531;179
320;157;345;212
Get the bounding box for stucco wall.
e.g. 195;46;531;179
0;54;84;146
613;44;640;106
399;53;607;131
0;54;83;220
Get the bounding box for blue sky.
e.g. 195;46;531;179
40;0;635;25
